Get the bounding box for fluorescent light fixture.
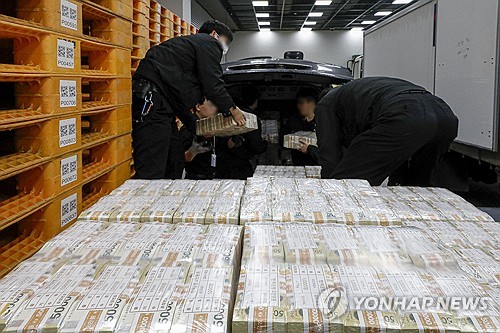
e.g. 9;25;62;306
314;0;332;5
301;27;313;31
308;12;323;17
260;28;271;31
375;11;392;16
361;20;376;24
351;27;363;31
393;0;412;4
252;1;268;6
258;21;271;25
256;13;270;17
304;21;317;25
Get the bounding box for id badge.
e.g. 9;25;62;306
211;153;217;167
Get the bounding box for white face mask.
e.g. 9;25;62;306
214;33;230;55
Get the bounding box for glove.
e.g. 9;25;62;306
189;138;213;156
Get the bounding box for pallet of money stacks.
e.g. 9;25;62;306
0;261;60;331
217;179;246;197
196;111;258;137
317;224;405;267
108;179;153;196
115;265;189;333
305;165;322;178
78;195;130;221
398;226;448;268
205;196;241;224
233;265;288;333
153;224;208;266
193;224;243;268
107;196;158;222
282;223;327;264
261;119;280;143
140;196;187;223
169;266;234;333
254;165;307;178
241;223;285;265
297;179;337;223
172;196;213;224
283;131;317;149
286;264;345;333
239;178;273;223
2;255;123;333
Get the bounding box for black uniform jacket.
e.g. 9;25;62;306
316;77;427;178
134;33;234;128
290;116;319;166
216;117;268;180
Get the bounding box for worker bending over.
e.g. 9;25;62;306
132;20;245;179
290;88;319;165
316;77;458;186
216;86;268;179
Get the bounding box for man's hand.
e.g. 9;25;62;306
230;106;246;126
297;139;309;154
189;138;213;156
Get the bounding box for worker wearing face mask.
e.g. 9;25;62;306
132;20;246;179
316;77;458;186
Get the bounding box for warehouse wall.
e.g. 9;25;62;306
226;30;363;66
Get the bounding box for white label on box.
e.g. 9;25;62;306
285;225;317;250
59;118;77;147
250;225;278;247
57;39;75;68
183;268;227;313
290;265;329;309
131;267;184;312
242;266;281;307
78;266;138;310
60;80;77;108
60;155;78;186
61;0;78;30
61;193;78;227
26;264;93;309
320;226;359;251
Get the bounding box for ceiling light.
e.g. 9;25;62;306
301;27;313;31
256;13;270;18
351;27;363;31
375;11;392;16
393;0;412;4
260;28;271;31
258;21;271;25
252;1;268;6
314;1;332;5
308;12;323;17
361;20;376;24
304;21;317;25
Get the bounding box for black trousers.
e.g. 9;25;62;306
333;93;458;186
132;92;174;179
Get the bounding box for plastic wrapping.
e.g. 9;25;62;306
194;224;243;268
107;196;157;222
154;224;208;266
242;223;285;265
170;267;234;333
140;196;187;223
78;196;130;221
205;196;241;225
235;222;500;333
282;224;327;264
172;196;213;224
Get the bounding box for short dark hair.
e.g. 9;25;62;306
199;20;234;42
296;87;319;102
240;86;260;107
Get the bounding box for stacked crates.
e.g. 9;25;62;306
0;0;133;276
131;0;198;73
